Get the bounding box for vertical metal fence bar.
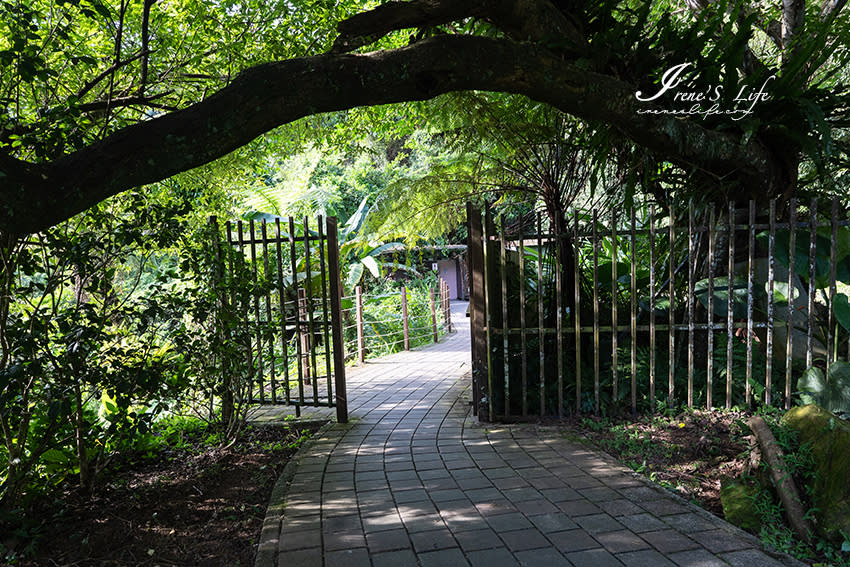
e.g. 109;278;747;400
785;199;797;409
829;197;839;367
500;221;510;417
303;217;319;405
554;223;563;418
668;206;676;406
807;198;817;369
649;207;657;410
687;202;695;407
630;209;637;416
274;219;291;407
483;208;495;419
249;221;264;403
261;221;276;402
537;213;546;416
746;201;755;406
611;211;619;407
707;209;716;409
765;200;776;407
725;202;735;409
572;210;581;415
210;217;226;417
430;286;438;343
402;286;410;351
593;209;600;415
356;286;365;363
318;217;333;406
519;228;528;417
288;217;305;408
228;222;243;414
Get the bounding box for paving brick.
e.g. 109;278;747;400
598;499;645;517
279;529;321;550
411;528;458;552
580;486;622;502
640;499;691;516
475;498;518;516
719;549;788;567
558;498;603;517
617;513;668;533
362;511;404;533
515;499;560;516
640;529;700;553
499;527;552;552
548;528;600;553
486;511;534;533
278;547;323;567
419;547;472;567
662;513;722;533
372;549;419;567
616;549;677;567
689;529;753;553
454;527;504;551
528;512;579;533
595;530;651;553
323;530;366;551
515;547;572;567
565;547;625;567
668;549;734;567
467;547;521;567
575;513;626;534
325;548;372;567
366;528;412;553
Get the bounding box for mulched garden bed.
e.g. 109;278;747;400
560;410;752;516
6;421;324;567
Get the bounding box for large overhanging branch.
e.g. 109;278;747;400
332;0;586;54
0;34;775;236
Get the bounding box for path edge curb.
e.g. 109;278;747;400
253;418;339;567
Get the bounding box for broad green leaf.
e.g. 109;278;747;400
834;293;850;333
826;361;850;413
342;196;370;241
694;277;756;318
772;281;799;304
361;256;381;278
345;262;364;289
797;366;826;406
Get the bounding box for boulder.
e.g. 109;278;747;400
783;404;850;542
720;479;761;532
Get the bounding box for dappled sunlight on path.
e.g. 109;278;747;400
254;299;804;567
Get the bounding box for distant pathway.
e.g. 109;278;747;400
254;301;803;567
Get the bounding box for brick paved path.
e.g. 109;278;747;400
254;301;803;567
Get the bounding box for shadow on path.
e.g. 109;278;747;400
254;300;803;567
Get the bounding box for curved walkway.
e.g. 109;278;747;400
254;301;803;567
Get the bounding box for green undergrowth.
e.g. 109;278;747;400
749;413;850;567
568;406;850;566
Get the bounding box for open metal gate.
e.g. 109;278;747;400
210;215;347;423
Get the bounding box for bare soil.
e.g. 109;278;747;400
5;421;324;567
561;410;752;516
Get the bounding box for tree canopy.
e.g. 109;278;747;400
1;0;849;236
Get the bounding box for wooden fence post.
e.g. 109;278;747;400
356;285;365;363
430;286;438;342
326;216;348;423
467;203;486;419
402;286;410;350
446;280;452;333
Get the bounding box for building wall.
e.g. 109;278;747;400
437;259;459;300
